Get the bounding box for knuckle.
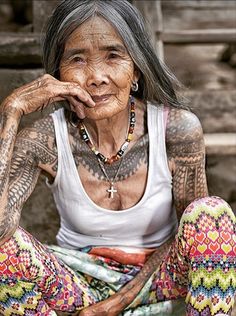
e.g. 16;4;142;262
41;74;56;87
42;74;52;80
44;80;54;90
68;82;78;89
83;95;89;101
12;87;20;95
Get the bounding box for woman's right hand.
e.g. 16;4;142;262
1;74;95;118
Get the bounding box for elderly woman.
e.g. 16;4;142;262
0;1;235;315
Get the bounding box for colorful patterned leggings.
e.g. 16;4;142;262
0;196;235;316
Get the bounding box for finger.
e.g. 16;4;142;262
39;96;66;111
75;107;86;120
8;75;96;115
60;82;95;108
67;96;86;119
19;76;95;109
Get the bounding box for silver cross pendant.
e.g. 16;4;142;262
107;183;117;198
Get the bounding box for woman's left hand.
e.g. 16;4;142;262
78;291;131;316
78;288;136;316
78;238;174;315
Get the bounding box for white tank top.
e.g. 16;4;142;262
48;103;178;250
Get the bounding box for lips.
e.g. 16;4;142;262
91;94;112;103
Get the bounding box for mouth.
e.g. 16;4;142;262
91;94;112;104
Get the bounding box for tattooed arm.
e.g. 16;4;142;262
0;74;95;244
0;114;57;244
166;108;208;221
78;237;173;316
0;106;23;243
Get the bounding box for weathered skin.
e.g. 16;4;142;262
0;16;208;316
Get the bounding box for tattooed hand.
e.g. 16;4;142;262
1;74;95;118
78;237;173;316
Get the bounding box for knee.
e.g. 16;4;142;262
178;196;235;247
180;196;235;228
0;226;32;251
0;226;45;279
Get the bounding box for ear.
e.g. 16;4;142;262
133;68;140;82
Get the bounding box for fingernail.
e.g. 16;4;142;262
90;100;96;107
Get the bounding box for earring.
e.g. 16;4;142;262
131;81;138;92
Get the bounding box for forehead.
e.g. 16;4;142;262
65;16;124;49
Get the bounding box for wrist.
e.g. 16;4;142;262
1;98;23;120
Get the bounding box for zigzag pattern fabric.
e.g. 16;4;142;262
148;196;236;315
0;196;235;315
183;197;236;315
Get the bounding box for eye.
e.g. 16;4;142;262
108;52;120;60
71;56;85;64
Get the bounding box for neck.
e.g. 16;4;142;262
83;107;130;157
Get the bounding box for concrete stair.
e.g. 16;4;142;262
205;133;236;155
205;133;236;213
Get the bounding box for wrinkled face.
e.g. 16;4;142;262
59;16;139;120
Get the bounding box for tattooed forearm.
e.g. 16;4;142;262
121;237;173;291
9;153;40;208
0;109;57;243
0;106;23;240
0;154;41;241
79;238;173;316
166;108;208;220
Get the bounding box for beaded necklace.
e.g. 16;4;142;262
78;96;136;164
78;96;136;198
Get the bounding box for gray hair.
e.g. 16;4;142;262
42;0;183;108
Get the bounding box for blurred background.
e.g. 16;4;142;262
0;0;235;244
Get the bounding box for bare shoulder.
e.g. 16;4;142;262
166;107;203;147
166;107;205;173
14;115;58;175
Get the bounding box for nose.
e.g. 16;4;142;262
86;63;109;88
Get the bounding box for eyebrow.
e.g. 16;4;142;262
100;44;127;54
62;44;127;60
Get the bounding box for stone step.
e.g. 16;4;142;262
0;33;41;66
162;29;236;44
204;133;236;155
205;134;236;213
186;90;236;133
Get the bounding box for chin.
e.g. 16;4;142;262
85;105;125;121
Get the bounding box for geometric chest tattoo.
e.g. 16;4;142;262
72;133;149;181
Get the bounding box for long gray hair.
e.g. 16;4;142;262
43;0;183;108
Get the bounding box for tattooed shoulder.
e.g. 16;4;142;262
14;115;58;174
166;108;203;142
166;108;204;159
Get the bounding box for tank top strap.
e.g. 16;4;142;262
147;103;171;182
48;108;75;188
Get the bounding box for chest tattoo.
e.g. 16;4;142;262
72;134;149;181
